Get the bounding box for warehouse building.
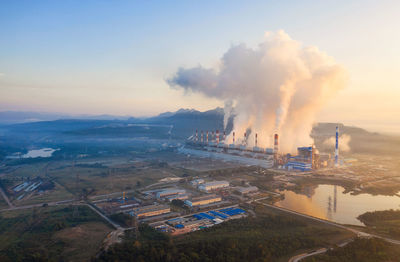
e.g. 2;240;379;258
184;194;222;207
198;181;229;192
165;193;189;202
236;186;258;195
130;204;171;218
190;178;205;186
156;189;186;199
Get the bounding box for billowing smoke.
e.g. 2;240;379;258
323;134;351;152
167;30;348;152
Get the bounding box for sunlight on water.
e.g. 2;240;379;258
275;184;400;226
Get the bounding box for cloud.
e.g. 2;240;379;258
168;30;348;152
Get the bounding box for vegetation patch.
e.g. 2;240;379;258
304;238;400;262
0;205;112;262
97;205;353;262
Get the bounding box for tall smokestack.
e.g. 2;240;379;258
233;131;235;144
335;126;339;167
216;130;220;144
243;132;247;145
255;133;258;147
195;129;198;142
223;131;226;142
274;134;279;160
206;131;209;143
200;130;204;143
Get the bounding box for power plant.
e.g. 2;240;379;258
184;126;340;171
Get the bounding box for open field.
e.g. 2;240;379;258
0;195;9;209
0;205;113;262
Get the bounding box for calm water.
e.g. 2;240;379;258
275;184;400;226
22;148;58;158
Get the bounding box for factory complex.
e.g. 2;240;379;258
92;173;263;236
154;207;247;235
183;126;342;172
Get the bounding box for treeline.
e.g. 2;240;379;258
304;238;400;262
358;209;400;224
96;206;346;262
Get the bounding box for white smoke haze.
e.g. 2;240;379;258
223;100;234;129
323;134;351;152
168;30;348;153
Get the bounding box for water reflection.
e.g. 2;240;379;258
275;184;400;226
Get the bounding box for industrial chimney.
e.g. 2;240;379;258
335;126;339;167
274;133;279;161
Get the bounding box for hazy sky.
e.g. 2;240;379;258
1;0;399;132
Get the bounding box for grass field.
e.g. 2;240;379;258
0;205;113;262
3;157;201;206
0;196;9;209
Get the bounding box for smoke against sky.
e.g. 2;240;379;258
324;134;351;152
168;30;348;152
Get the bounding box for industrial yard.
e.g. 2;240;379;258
1;122;400;261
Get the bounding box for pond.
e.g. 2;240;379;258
275;184;400;226
22;148;58;158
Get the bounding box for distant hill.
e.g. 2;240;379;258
1;108;399;156
0;111;132;124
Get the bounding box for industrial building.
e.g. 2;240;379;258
190;179;205;186
165;193;189;202
130;204;171;218
236;186;258;195
156;189;186;199
198;180;229;192
184;194;222;207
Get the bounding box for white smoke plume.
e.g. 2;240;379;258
223;100;234;129
323;134;351;152
167;30;348;152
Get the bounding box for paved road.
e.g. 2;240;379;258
289;248;327;262
89;190;136;200
86;203;122;229
0;186;14;208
